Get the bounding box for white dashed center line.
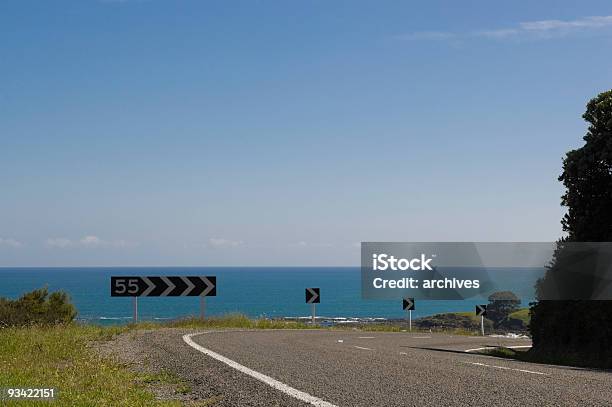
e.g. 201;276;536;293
354;346;373;351
466;362;547;376
464;345;532;353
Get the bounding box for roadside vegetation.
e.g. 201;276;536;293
135;314;313;330
0;287;76;327
141;314;497;335
0;287;187;406
410;293;531;334
412;312;494;332
508;308;530;325
0;324;182;406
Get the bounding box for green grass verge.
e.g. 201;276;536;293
454;311;485;325
129;313;313;330
358;323;479;335
0;324;180;406
145;313;483;335
508;308;530;324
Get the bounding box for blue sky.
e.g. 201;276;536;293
1;1;611;266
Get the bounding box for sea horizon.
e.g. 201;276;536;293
0;266;541;325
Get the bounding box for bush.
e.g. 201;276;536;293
498;308;530;331
487;291;521;327
416;312;493;332
0;287;77;327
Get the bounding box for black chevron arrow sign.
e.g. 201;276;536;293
403;297;415;311
475;304;487;317
305;287;320;304
111;276;216;297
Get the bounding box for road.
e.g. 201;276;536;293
112;329;612;406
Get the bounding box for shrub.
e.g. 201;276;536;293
416;312;493;332
0;287;77;327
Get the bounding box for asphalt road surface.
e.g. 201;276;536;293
114;329;612;406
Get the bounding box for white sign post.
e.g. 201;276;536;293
200;296;206;319
133;297;138;322
481;315;484;336
311;303;316;324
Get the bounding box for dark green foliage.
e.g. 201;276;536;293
415;313;493;331
501;315;528;331
559;91;612;242
530;90;612;368
487;291;520;327
0;287;77;327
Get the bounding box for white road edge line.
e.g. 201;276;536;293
412;336;432;339
466;362;547;376
353;346;373;351
183;333;338;407
464;345;532;353
358;336;375;339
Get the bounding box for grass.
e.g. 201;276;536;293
455;311;485;325
136;313;484;336
0;324;180;406
130;313;313;330
485;347;521;358
139;370;192;395
358;323;480;336
508;308;530;324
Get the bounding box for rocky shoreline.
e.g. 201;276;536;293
282;311;530;334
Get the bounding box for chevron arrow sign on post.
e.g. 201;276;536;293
475;304;487;336
110;276;216;297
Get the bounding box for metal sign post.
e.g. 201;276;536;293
200;296;206;319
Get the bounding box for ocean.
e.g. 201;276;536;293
0;267;542;325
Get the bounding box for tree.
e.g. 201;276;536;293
487;291;520;326
529;90;612;367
